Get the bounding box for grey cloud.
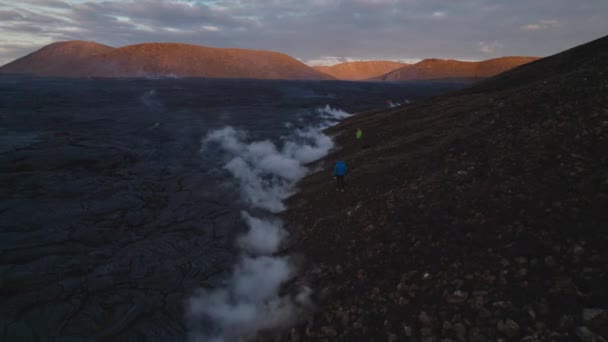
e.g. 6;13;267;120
67;0;255;32
1;0;607;65
17;0;72;9
0;5;71;26
0;10;24;20
0;22;46;34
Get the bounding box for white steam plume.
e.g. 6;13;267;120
188;105;350;341
238;212;285;255
316;105;350;122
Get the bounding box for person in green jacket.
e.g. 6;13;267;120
356;127;363;148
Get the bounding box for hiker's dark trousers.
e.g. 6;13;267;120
336;175;344;190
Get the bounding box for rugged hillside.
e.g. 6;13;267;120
314;61;407;80
284;36;608;341
377;56;539;81
0;41;334;80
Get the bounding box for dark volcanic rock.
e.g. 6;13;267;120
284;36;608;340
2;78;461;341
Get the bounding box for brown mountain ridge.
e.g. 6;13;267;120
314;61;407;80
376;56;540;81
0;41;335;80
1;41;539;81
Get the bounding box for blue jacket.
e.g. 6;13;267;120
334;161;347;176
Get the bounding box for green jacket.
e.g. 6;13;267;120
356;129;362;139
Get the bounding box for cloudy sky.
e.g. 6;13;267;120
0;0;607;66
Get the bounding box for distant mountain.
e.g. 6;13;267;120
314;61;407;80
0;41;334;80
0;41;539;81
375;56;540;81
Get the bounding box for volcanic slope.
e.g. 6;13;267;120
285;35;608;341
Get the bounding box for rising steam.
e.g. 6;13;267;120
188;106;350;341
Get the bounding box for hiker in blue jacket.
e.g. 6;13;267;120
334;160;348;192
